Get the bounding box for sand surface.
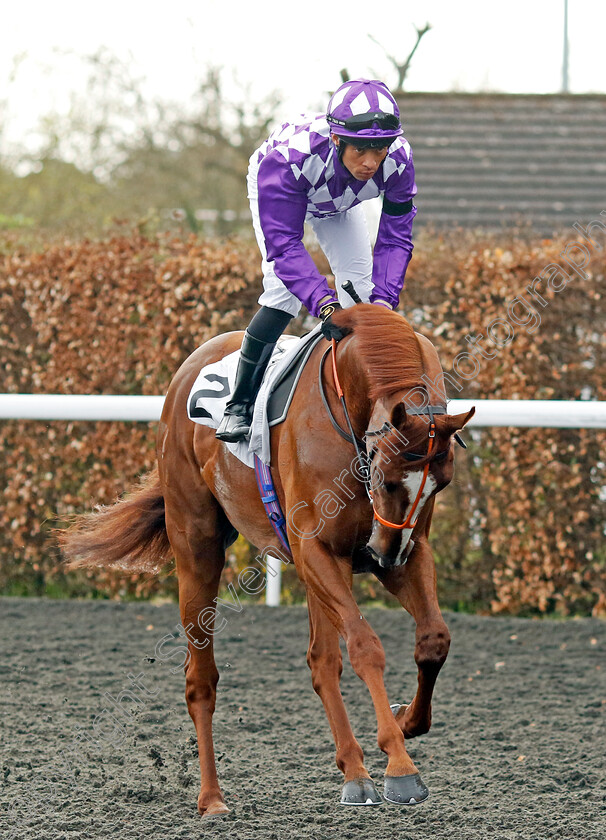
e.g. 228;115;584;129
1;597;604;839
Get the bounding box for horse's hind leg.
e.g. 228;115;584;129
164;485;230;817
306;591;381;805
376;535;451;739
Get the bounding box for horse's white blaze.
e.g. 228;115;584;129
404;471;437;510
396;528;415;561
396;473;437;564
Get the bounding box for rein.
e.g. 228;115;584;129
320;338;449;530
319;342;372;495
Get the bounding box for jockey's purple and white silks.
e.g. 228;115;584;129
248;114;417;317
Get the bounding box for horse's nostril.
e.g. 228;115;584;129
367;544;392;568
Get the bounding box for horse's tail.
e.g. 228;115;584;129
59;467;172;573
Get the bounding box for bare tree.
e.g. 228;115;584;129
369;24;432;93
176;67;281;167
2;53;282;234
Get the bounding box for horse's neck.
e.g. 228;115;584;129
338;338;374;436
339;336;427;438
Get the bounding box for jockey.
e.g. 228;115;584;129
216;78;417;443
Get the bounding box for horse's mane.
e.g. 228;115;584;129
332;304;426;400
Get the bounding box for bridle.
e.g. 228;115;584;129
318;340;456;531
365;414;441;531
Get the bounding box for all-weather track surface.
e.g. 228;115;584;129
1;597;604;840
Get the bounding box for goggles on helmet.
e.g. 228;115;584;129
336;136;393;150
326;111;400;132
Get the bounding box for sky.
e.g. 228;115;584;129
1;0;605;159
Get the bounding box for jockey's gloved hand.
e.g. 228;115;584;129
319;301;349;341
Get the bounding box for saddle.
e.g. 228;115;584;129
187;328;325;552
266;332;324;426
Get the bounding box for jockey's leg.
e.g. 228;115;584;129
215;306;291;442
309;204;373;307
216;153;301;444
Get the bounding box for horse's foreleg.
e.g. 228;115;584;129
307;590;376;797
165;505;229;818
298;541;419;791
376;536;451;739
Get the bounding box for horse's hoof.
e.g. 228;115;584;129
384;773;429;805
340;777;382;806
198;799;230;818
390;702;408;717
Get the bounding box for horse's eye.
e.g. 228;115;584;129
383;482;399;493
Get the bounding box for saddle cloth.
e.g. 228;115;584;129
187;327;324;467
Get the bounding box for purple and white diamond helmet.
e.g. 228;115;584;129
326;79;403;143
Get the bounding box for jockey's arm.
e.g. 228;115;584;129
257;153;338;317
371;145;418;311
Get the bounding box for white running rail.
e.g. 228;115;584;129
1;394;606;428
2;394;604;607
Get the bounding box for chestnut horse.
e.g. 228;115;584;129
61;304;474;815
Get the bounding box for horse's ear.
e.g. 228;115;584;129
444;407;475;434
390;401;407;430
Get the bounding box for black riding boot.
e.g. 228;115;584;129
215;331;276;442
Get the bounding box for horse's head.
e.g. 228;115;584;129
365;401;475;568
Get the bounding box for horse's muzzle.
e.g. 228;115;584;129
366;539;415;569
